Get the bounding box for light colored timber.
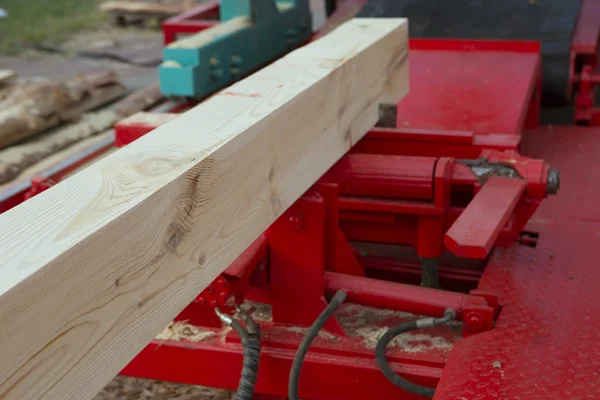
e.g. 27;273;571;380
0;18;408;400
0;70;16;86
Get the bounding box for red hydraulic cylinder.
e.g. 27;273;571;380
319;154;436;200
324;272;487;320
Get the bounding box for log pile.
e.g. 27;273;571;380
0;83;163;185
101;0;197;26
0;72;126;149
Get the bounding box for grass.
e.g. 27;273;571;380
0;0;106;54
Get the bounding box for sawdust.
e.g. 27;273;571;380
95;376;233;400
336;303;418;334
240;301;272;323
336;304;456;353
285;326;339;341
155;320;218;342
354;326;454;353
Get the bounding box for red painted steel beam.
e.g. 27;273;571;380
324;272;486;320
445;177;527;259
121;339;442;400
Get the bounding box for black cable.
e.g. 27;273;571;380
230;319;250;341
222;315;261;400
375;309;456;399
288;290;347;400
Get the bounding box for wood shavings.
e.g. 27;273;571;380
336;304;456;352
155;321;217;342
355;326;454;353
240;301;272;322
285;326;338;341
336;303;417;336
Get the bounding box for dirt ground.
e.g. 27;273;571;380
94;377;233;400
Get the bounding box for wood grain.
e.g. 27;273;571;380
0;18;408;400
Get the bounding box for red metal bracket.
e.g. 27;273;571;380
268;191;345;335
445;177;527;259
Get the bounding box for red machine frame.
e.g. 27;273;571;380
2;2;600;399
106;32;557;399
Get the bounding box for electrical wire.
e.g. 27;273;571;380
288;290;347;400
215;308;261;400
375;308;456;398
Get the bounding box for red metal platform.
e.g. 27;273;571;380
435;126;600;398
401;40;541;136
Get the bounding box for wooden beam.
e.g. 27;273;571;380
0;18;408;400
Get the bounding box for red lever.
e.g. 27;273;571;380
445;177;527;259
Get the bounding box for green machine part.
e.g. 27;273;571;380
159;0;312;98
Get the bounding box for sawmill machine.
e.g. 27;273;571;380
1;0;599;399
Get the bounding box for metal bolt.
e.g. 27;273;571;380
547;168;560;195
466;312;484;330
196;297;207;306
289;214;304;231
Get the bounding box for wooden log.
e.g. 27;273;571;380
0;18;408;400
113;83;163;119
101;0;195;15
0;84;164;185
0;130;116;190
0;70;16;86
0;72;126;149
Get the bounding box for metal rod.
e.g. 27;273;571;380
324;272;477;319
420;257;439;289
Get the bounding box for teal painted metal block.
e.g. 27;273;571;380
159;0;312;98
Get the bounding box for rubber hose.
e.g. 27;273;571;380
230;320;261;400
375;320;436;398
288;290;347;400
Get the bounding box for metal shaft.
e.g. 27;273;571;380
421;257;439;289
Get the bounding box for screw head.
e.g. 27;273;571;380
196;297;206;306
466;312;484;330
288;214;304;231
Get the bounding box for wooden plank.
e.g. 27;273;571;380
0;18;408;400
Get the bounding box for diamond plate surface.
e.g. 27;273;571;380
435;126;600;399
